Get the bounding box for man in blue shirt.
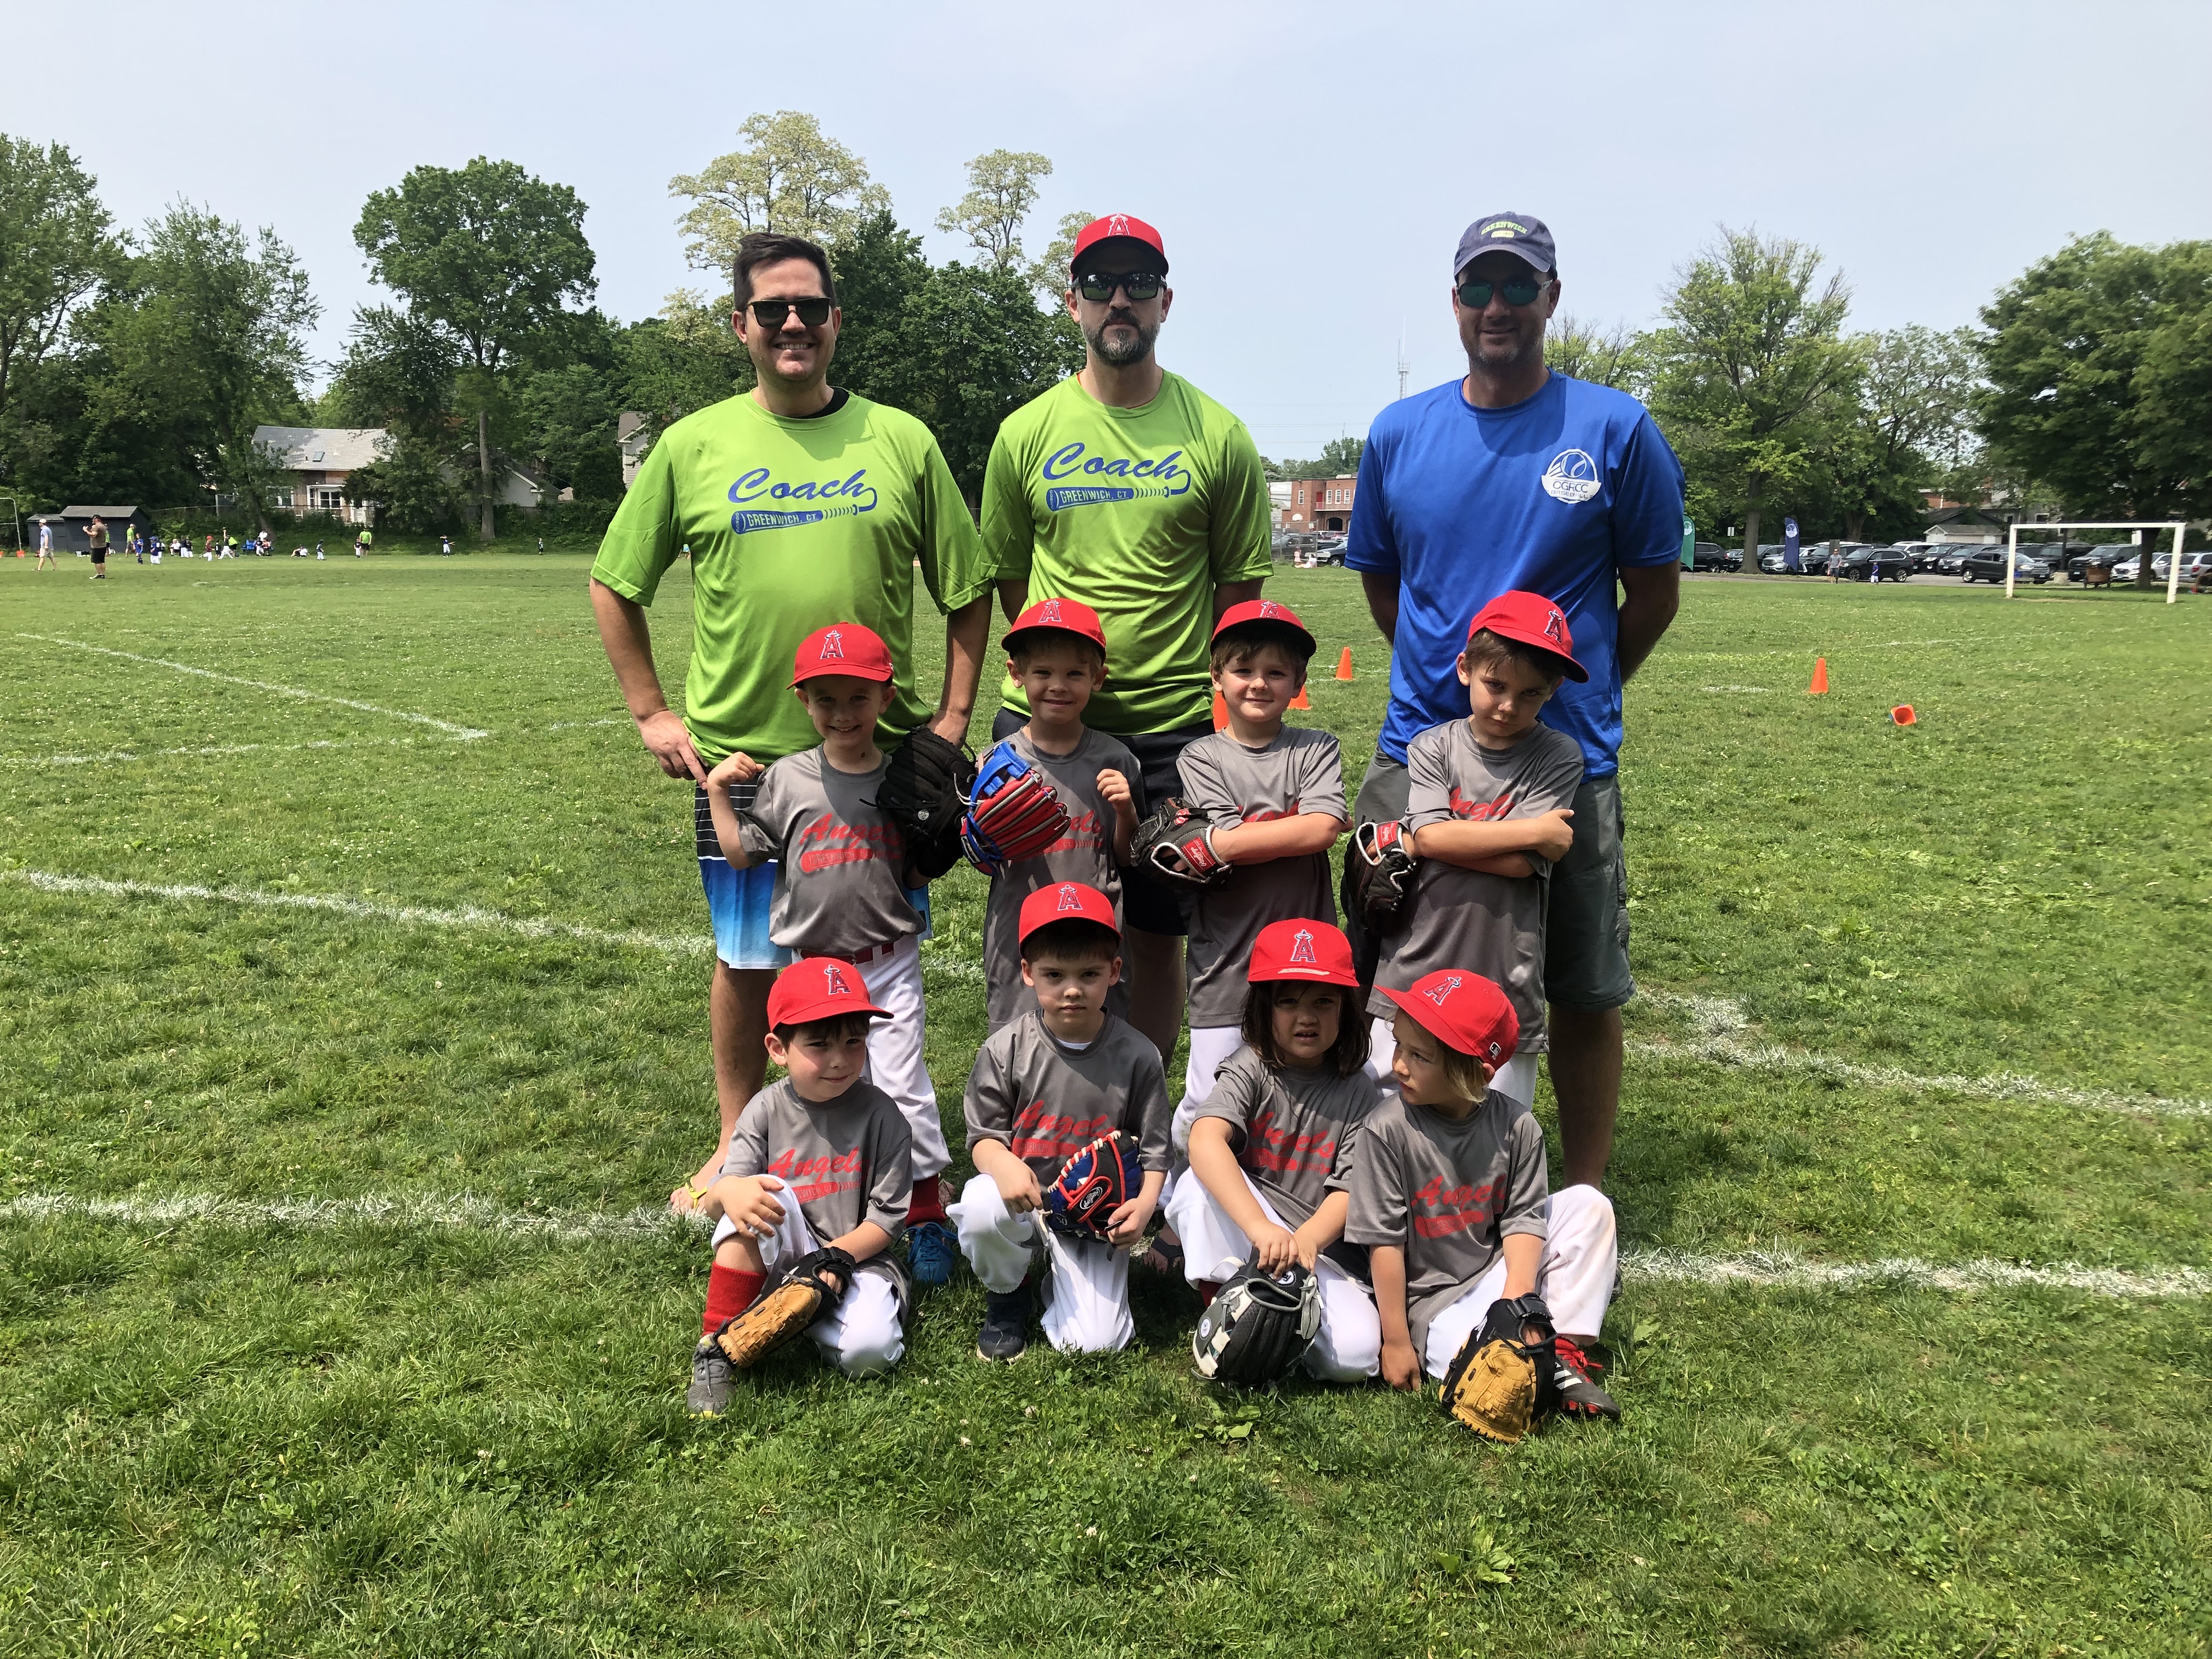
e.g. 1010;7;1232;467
1345;212;1684;1189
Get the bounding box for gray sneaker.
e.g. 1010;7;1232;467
687;1338;735;1413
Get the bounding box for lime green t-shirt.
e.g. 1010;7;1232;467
981;372;1273;735
591;392;989;766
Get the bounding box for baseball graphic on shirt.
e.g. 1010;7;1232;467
1541;449;1601;504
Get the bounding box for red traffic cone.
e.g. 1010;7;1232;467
1808;657;1829;695
1289;683;1311;710
1891;704;1916;726
1334;647;1355;681
1212;691;1229;731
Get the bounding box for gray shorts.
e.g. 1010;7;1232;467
1353;755;1633;1012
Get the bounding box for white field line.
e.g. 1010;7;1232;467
4;1192;2201;1301
1634;989;2209;1120
3;736;462;768
2;869;712;958
540;716;631;732
16;634;490;739
1699;685;1774;693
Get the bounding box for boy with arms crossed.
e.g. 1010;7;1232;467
976;599;1143;1033
701;623;956;1283
1347;968;1618;1418
1165;918;1383;1381
689;958;913;1411
952;882;1172;1361
1366;592;1587;1104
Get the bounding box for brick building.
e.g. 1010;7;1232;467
1280;475;1358;533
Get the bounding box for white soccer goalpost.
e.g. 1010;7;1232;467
2006;520;2187;603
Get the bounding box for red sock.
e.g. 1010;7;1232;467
907;1175;946;1224
702;1265;765;1334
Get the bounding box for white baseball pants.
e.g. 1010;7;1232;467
858;937;949;1181
1365;1016;1537;1107
1419;1183;1617;1379
1173;1025;1248;1150
947;1173;1132;1353
1164;1170;1381;1383
711;1199;904;1379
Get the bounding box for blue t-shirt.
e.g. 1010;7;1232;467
1346;373;1685;777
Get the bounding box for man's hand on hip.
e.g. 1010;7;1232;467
637;709;708;782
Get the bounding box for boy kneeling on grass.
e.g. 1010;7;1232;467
689;958;913;1412
1345;968;1621;1429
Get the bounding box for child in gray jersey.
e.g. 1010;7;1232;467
703;622;955;1282
1368;591;1587;1104
1347;967;1619;1420
688;958;913;1412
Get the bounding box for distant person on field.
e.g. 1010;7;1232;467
589;229;994;1218
36;521;54;569
355;528;371;558
87;516;109;580
1345;211;1684;1190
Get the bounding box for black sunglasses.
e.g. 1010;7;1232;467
747;296;833;329
1075;271;1165;303
1455;275;1548;309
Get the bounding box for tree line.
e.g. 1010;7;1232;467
2;121;2204;569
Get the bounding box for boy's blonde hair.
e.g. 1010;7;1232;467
1009;631;1107;675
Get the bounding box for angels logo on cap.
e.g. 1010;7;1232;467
1289;927;1317;965
1544;608;1565;643
1107;215;1130;237
822;962;855;998
1056;883;1085;912
1260;601;1285;619
1422;974;1464;1007
1040;599;1064;624
819;629;845;659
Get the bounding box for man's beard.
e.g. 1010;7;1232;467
1084;308;1159;367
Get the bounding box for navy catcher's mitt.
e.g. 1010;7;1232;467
1043;1131;1142;1239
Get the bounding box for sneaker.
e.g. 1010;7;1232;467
975;1287;1030;1363
687;1337;735;1414
1551;1338;1621;1420
906;1217;957;1288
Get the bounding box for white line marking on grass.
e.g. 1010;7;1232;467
1635;989;2210;1120
3;869;712;958
16;634;490;739
2;736;463;768
9;1192;2201;1300
1699;685;1774;693
540;716;631;732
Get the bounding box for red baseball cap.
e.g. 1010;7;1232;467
1380;970;1520;1067
1003;596;1108;656
791;622;894;686
1212;599;1316;658
766;956;890;1028
1465;590;1587;682
1248;919;1359;988
1018;881;1120;946
1070;213;1167;275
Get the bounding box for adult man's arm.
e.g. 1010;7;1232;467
589;577;706;782
1212;579;1263;622
932;592;992;742
1615;560;1680;681
1359;570;1400;646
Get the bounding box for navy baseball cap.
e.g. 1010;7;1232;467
1453;213;1556;279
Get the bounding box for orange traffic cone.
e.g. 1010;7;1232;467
1334;647;1355;681
1212;690;1229;731
1289;684;1311;710
1891;704;1916;726
1808;656;1829;695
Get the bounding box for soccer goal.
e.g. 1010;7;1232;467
2006;520;2188;603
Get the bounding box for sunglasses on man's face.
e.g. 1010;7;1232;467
1075;271;1165;303
747;297;833;330
1455;275;1548;309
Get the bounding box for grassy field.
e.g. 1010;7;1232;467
2;552;2208;1658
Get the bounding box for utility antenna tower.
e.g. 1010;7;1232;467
1396;325;1410;400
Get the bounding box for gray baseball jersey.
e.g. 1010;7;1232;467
982;726;1144;1032
963;1008;1173;1182
723;1076;913;1249
1368;719;1584;1053
737;747;922;956
1193;1045;1380;1228
1177;726;1347;1028
1341;1088;1549;1356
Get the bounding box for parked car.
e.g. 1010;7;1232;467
1960;547;2050;584
1931;544;1977;575
2111;551;2172;583
1900;543;1948;573
2063;546;2125;583
1756;543;1829;574
1688;541;1741;572
1835;545;1912;581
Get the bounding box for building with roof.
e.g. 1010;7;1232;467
33;506;153;552
253;425;391;524
1282;475;1358;534
1920;506;2013;544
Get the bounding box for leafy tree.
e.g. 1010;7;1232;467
1026;209;1093;302
1977;233;2211;583
354;157;597;540
0;136;115;438
1266;437;1367;481
936;150;1052;270
614;299;749;444
1546;316;1651;396
321;305;462;439
515;363;623;500
1647;228;1863;562
670;111;891;271
827;212;934;407
1818;325;1978;541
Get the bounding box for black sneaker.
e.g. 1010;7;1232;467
687;1337;735;1414
975;1287;1030;1362
1551;1338;1621;1420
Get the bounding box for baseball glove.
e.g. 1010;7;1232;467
1043;1130;1143;1239
1130;796;1233;890
877;727;973;881
1438;1292;1557;1443
1192;1262;1321;1385
960;741;1070;874
1347;819;1418;936
709;1246;856;1371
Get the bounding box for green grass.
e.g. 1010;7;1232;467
2;556;2208;1657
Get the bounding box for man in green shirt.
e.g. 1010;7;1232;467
590;232;994;1218
980;213;1273;1057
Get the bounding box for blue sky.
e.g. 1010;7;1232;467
16;0;2209;460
